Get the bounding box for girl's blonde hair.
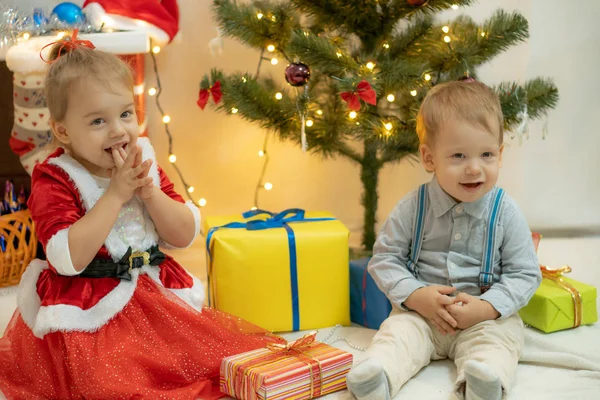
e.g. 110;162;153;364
416;80;504;146
45;39;135;122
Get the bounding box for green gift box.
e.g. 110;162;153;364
519;268;597;333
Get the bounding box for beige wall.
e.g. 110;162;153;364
5;0;600;244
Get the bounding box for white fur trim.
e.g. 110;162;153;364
84;3;170;48
18;258;140;338
6;36;57;74
143;266;204;311
46;228;80;276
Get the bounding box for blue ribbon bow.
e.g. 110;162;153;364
206;208;335;331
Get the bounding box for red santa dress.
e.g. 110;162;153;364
0;138;283;400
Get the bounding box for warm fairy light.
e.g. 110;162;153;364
306;119;314;127
451;4;459;10
57;31;66;39
387;94;395;102
162;115;171;124
316;109;323;115
267;44;275;52
410;90;417;96
251;206;258;210
336;52;342;58
383;43;390;49
148;87;157;96
444;36;451;43
198;198;207;207
231;107;239;114
425;74;432;81
481;31;486;37
168;154;177;163
384;122;393;131
366;62;375;70
442;26;450;33
264;182;273;190
271;58;279;65
271;15;276;21
275;92;283;100
187;186;195;193
258;150;265;157
152;46;161;54
349;111;358;119
257;13;264;19
22;33;30;40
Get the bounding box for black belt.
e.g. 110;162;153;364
80;245;166;281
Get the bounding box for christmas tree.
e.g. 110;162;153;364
200;0;558;252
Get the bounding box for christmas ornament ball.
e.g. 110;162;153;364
284;62;311;87
407;0;427;6
52;2;85;25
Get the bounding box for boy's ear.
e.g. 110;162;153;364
419;144;435;172
498;144;504;168
49;119;70;145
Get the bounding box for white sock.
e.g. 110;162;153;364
464;360;502;400
346;358;391;400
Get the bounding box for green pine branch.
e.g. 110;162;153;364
495;78;559;129
288;30;359;76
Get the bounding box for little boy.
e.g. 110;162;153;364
346;81;541;400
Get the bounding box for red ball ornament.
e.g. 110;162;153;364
458;76;476;82
284;62;310;87
407;0;427;6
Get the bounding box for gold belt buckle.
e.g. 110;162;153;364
129;251;150;273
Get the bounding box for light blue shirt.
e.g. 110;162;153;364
368;176;542;318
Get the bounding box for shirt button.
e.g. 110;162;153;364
455;205;463;214
454;233;462;240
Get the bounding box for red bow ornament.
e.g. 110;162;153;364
197;81;223;110
340;80;377;111
40;29;96;63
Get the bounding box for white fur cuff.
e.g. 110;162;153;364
46;228;80;276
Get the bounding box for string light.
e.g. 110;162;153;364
410;90;418;96
275;92;283;100
384;122;393;131
271;58;279;65
451;4;459;10
57;31;66;39
383;43;390;49
387;94;395;102
306;119;314;127
349;111;358;119
242;77;247;83
149;46;203;207
22;32;30;40
231;107;239;114
251;206;258;210
444;35;451;43
316;109;323;115
336;52;342;58
267;44;275;52
257;12;264;19
264;182;273;190
424;74;432;81
481;31;486;37
148;87;157;96
271;15;276;21
442;26;450;33
366;62;375;70
258;150;265;157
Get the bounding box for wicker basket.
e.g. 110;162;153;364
0;210;36;288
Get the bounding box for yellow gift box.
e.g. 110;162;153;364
519;266;597;333
204;209;350;332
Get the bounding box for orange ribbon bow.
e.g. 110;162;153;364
541;265;583;328
40;29;96;64
266;331;317;352
197;81;223;110
340;80;377;111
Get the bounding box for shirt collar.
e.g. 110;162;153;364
428;175;493;219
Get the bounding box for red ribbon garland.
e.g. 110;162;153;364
340;80;377;111
40;29;96;64
197;81;223;110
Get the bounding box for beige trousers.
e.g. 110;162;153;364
364;307;525;398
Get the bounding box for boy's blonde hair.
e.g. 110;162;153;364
416;80;504;146
45;41;134;122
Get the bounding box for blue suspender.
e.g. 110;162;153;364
408;184;505;292
479;187;505;293
406;184;428;278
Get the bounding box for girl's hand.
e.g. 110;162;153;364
107;145;152;205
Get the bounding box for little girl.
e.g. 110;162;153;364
0;33;282;399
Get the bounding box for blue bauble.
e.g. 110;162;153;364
33;8;48;27
51;2;85;25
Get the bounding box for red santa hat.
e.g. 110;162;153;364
83;0;180;48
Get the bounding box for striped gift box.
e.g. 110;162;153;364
220;332;353;399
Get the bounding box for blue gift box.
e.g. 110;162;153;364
349;258;392;329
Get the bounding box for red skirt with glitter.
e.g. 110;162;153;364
0;275;284;400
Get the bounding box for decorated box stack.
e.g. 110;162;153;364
349;258;392;329
204;209;350;332
519;265;597;333
220;331;353;400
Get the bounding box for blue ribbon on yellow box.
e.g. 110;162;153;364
206;208;335;331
